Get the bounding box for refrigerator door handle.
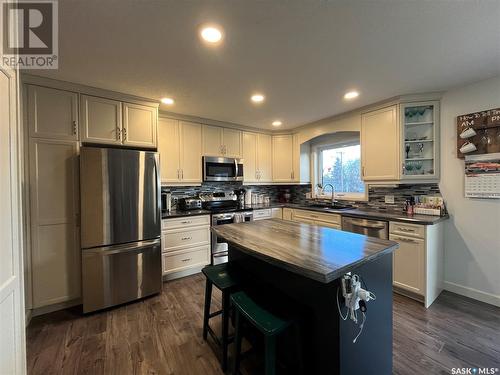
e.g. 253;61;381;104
154;154;162;221
83;239;161;255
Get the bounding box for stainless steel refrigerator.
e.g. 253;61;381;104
80;147;162;313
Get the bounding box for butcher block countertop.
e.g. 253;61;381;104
212;219;398;283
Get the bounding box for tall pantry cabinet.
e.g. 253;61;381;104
27;85;81;308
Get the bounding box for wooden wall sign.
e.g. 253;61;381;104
457;108;500;158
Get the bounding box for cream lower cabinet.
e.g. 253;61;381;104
29;138;80;308
81;95;157;148
291;209;341;229
283;208;293;221
202;125;242;157
27;85;79;140
361;105;400;181
242;132;272;183
158;118;202;184
390;221;444;308
161;215;211;279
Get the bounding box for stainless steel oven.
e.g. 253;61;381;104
211;211;253;264
203;156;244;182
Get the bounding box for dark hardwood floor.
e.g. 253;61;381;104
27;274;500;375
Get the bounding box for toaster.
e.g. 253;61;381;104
178;197;202;211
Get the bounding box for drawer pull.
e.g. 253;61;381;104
399;228;415;232
181;220;192;224
181;258;192;262
181;236;192;241
310;215;318;218
398;237;418;244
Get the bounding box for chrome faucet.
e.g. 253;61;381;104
322;183;337;205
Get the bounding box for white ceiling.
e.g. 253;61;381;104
36;0;500;130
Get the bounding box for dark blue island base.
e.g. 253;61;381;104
228;245;393;375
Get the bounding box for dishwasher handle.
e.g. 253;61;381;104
346;218;387;229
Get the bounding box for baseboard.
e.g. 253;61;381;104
444;281;500;307
163;266;203;281
31;298;81;318
25;309;32;327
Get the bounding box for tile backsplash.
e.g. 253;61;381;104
162;182;442;212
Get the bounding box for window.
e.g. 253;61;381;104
317;143;365;200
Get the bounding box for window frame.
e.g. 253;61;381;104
313;140;367;201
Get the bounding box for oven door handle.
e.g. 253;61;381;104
234;159;238;181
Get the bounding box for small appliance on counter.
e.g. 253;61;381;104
178;197;202;211
234;188;246;206
244;189;252;205
161;190;172;213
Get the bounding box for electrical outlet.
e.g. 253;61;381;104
385;195;395;204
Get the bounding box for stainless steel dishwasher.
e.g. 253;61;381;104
342;217;389;239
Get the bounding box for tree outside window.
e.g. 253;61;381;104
320;144;365;195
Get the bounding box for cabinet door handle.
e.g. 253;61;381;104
362;166;365;177
177;169;180;179
181;258;192;262
72;120;77;135
123;127;127;141
117;127;121;141
181;169;184;179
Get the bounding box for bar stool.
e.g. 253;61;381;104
202;264;239;371
231;291;303;375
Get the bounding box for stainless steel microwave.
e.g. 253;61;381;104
203;156;244;182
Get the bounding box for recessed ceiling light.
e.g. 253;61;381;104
161;97;174;105
344;91;359;100
200;25;223;44
272;120;282;127
251;94;265;103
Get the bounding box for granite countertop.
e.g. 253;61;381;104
246;202;448;225
162;202;449;224
161;209;211;219
212;219;398;283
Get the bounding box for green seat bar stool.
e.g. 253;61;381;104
231;291;303;375
202;264;239;371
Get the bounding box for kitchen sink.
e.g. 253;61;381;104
306;203;354;210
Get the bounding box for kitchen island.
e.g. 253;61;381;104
212;219;399;374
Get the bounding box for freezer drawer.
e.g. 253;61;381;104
82;239;162;313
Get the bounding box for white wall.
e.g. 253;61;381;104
440;75;500;306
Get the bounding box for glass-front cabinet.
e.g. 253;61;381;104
400;101;440;180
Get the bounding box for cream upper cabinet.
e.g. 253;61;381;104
158;118;202;184
202;125;223;156
272;134;294;182
179;121;202;183
242;132;258;182
258;133;272;182
202;125;242;157
122;102;157;148
29;138;80;307
158;118;180;183
80;95;122;145
242;132;272;183
223;128;242;157
81;95;157;148
28;85;78;140
361;105;400;181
